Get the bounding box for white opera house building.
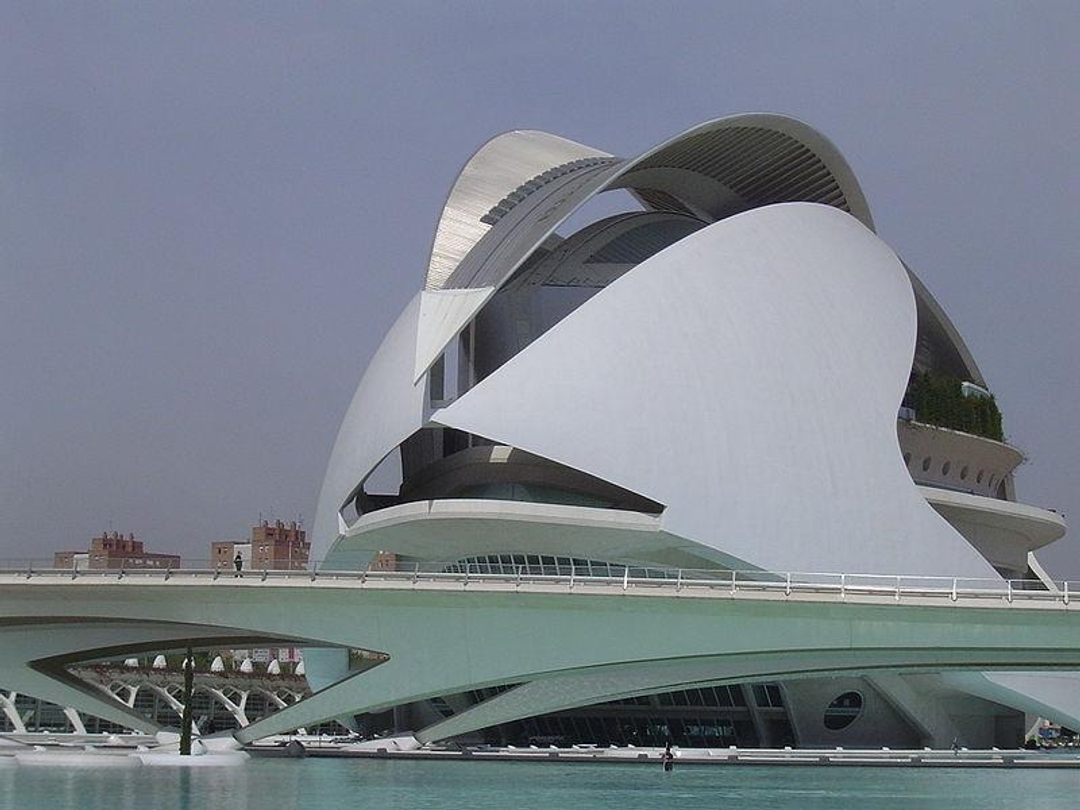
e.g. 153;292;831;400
304;114;1069;749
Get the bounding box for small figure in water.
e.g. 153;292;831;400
234;551;243;578
662;741;674;771
951;737;960;755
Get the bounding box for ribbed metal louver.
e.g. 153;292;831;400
626;126;851;215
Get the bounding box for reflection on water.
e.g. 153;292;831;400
3;758;1080;809
2;761;262;810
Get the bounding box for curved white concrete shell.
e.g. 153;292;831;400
921;487;1065;574
312;293;427;549
426;130;613;291
434;203;993;578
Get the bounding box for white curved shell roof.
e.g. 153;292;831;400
433;204;993;578
426;130;613;291
409;115;880;383
426;114;873;297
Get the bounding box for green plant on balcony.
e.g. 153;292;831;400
903;373;1004;441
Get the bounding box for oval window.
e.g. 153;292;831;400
823;691;863;731
903;452;912;466
922;457;932;472
960;466;969;480
942;461;951;476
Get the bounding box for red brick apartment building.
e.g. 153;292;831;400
54;532;181;570
211;520;310;571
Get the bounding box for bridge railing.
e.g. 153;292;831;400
1;558;1073;607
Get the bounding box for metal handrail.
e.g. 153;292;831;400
3;561;1077;608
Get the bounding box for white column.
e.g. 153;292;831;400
0;691;26;734
207;687;250;728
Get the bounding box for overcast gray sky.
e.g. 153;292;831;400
2;2;1078;575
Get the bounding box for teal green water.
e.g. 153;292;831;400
3;758;1080;809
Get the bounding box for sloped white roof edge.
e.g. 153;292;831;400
312;293;428;558
434;203;995;579
425;130;612;291
435;114;876;300
610;113;874;230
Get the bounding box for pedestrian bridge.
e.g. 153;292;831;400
1;565;1079;743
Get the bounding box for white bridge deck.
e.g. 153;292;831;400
4;563;1080;743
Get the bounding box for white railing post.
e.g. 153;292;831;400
785;572;791;597
730;569;736;595
951;578;958;602
569;564;575;590
840;573;846;600
1065;580;1070;606
1007;579;1013;604
622;567;629;592
676;569;683;592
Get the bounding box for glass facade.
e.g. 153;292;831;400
432;682;799;748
